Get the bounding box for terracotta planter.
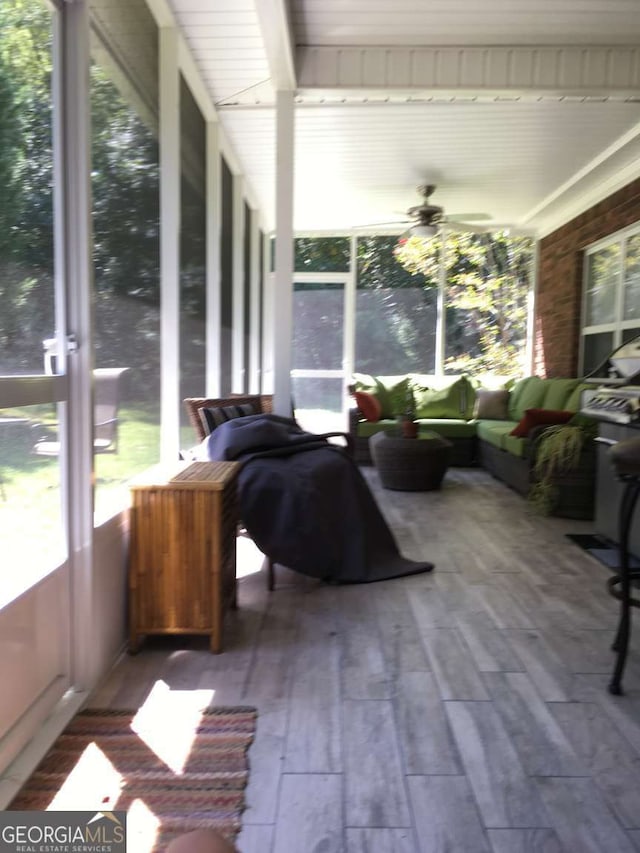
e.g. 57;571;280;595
401;419;418;439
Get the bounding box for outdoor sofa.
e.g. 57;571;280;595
349;373;597;519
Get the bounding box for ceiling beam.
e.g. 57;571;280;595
254;0;297;90
298;45;640;98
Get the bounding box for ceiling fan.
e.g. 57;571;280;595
360;185;490;236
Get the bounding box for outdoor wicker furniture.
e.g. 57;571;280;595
370;429;452;491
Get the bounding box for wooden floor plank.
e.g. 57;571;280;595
284;631;342;773
536;777;637;853
454;610;525;673
486;828;564;853
271;774;343;853
446;701;550;828
240;704;289;825
343;699;411;828
345;828;416;853
408;775;492;853
501;629;577;702
483;671;586;777
394;672;462;775
420;628;491;700
549;701;640;828
236;824;274;853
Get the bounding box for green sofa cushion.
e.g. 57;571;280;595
376;376;411;418
541;378;581;411
476;420;519;449
565;382;592;413
508;376;546;420
352;374;410;418
412;376;475;419
502;433;529;458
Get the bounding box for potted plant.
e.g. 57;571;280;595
529;416;598;515
399;386;418;438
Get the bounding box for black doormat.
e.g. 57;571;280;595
566;533;640;571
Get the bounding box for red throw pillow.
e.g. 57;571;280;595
354;390;382;422
510;408;574;438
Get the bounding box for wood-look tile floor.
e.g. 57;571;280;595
89;467;640;853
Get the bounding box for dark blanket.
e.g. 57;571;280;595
199;414;433;584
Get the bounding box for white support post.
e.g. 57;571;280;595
60;0;95;689
343;234;357;425
232;175;245;392
435;233;446;376
249;210;261;392
262;239;275;394
159;26;180;461
273;91;294;415
206;120;221;396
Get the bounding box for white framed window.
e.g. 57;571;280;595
581;223;640;376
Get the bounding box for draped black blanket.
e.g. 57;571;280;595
199;414;433;584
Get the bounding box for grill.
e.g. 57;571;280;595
580;335;640;425
581;386;640;424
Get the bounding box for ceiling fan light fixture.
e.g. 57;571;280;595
409;223;438;238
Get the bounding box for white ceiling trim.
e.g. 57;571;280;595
297;45;640;96
522;119;640;224
253;0;297;90
531;123;640;237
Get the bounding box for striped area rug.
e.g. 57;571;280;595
10;706;257;852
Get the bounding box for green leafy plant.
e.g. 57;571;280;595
529;423;592;515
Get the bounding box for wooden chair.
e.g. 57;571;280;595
33;367;129;456
183;394;354;592
184;394;274;444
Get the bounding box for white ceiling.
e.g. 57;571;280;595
167;0;640;236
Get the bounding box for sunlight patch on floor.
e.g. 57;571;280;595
131;681;214;775
47;741;124;811
127;798;161;853
236;534;265;579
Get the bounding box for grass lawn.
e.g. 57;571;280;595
0;406;162;577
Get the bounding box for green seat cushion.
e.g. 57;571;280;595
541;378;581;410
416;419;478;438
476;420;519;449
502;433;529;458
508;376;546;420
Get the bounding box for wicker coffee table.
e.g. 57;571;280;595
370;429;452;491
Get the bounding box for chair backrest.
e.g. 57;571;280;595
184;394;274;443
93;367;129;452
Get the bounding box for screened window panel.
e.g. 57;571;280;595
179;74;206;425
624;233;640;322
89;0;161;518
0;0;55;376
585;245;620;326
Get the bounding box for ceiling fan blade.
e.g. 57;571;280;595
353;219;410;229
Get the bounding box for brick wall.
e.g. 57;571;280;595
535;177;640;377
